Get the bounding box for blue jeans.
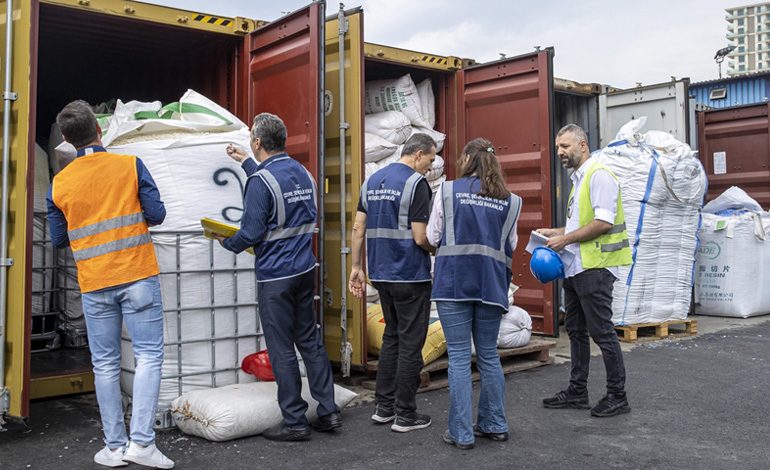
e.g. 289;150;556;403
437;301;508;445
82;276;164;449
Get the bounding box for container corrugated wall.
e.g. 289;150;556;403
697;103;770;209
691;76;769;109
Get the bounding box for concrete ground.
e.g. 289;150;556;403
2;314;769;470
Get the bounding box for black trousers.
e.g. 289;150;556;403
371;281;432;416
258;270;338;428
563;268;626;394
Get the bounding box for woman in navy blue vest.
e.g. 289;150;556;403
428;138;522;449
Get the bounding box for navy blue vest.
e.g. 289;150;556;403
362;162;431;282
249;155;317;282
432;177;522;309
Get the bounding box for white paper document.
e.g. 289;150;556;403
524;230;575;268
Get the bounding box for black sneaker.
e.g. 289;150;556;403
590;392;630;417
442;430;474;450
542;389;591;409
473;424;509;442
390;412;432;432
371;404;396;424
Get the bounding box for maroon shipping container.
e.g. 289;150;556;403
698;104;770;209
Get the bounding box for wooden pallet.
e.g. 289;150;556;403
363;339;555;393
615;319;698;343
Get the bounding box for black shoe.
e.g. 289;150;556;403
390;412;432;432
313;412;342;432
473;424;509;442
591;392;631;417
371;404;396;424
442;430;474;450
262;422;311;441
542;389;591;409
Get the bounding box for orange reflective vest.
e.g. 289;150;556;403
52;151;159;293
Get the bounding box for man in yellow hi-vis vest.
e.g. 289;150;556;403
537;124;632;418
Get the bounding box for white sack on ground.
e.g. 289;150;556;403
171;380;357;441
364;74;429;128
410;126;445;153
365;132;398;163
365;111;411;145
594;117;707;325
695;190;770;317
416;79;436;129
497;305;532;349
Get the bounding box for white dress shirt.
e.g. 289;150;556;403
427;183;518;251
564;157;620;279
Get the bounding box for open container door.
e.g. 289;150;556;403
0;0;35;420
459;49;557;336
242;3;325;313
323;7;366;369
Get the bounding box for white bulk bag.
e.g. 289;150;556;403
365;132;398;163
416;79;436;129
426;155;445;181
364;74;429;128
695;211;770;317
171;380;358;442
410;126;445;153
365;111;411;145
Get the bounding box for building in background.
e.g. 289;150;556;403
725;3;770;75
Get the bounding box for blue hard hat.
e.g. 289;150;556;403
529;246;565;283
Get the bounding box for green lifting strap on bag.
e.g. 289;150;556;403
133;102;233;125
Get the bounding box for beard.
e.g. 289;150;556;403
560;152;580;169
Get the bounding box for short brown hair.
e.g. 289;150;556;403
56;100;98;149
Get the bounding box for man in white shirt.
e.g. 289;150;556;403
536;124;632;418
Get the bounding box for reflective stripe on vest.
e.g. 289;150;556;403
436;181;519;265
568;161;633;268
51;152;159;292
431;177;522;309
363;163;431;282
67;212;146;241
246;155;318;281
73;233;153;262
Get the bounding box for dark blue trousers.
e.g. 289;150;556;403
258;270;338;428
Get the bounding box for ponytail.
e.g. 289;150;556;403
457;138;510;200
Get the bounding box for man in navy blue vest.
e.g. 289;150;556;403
217;113;340;442
349;134;437;432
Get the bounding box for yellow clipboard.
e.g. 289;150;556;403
201;217;255;255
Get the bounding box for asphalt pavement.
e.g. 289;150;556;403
2;316;769;470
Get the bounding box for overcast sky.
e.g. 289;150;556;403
151;0;742;88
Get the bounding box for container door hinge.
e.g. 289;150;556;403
0;387;10;430
338;8;349;35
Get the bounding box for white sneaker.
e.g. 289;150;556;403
123;442;175;469
93;446;128;467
